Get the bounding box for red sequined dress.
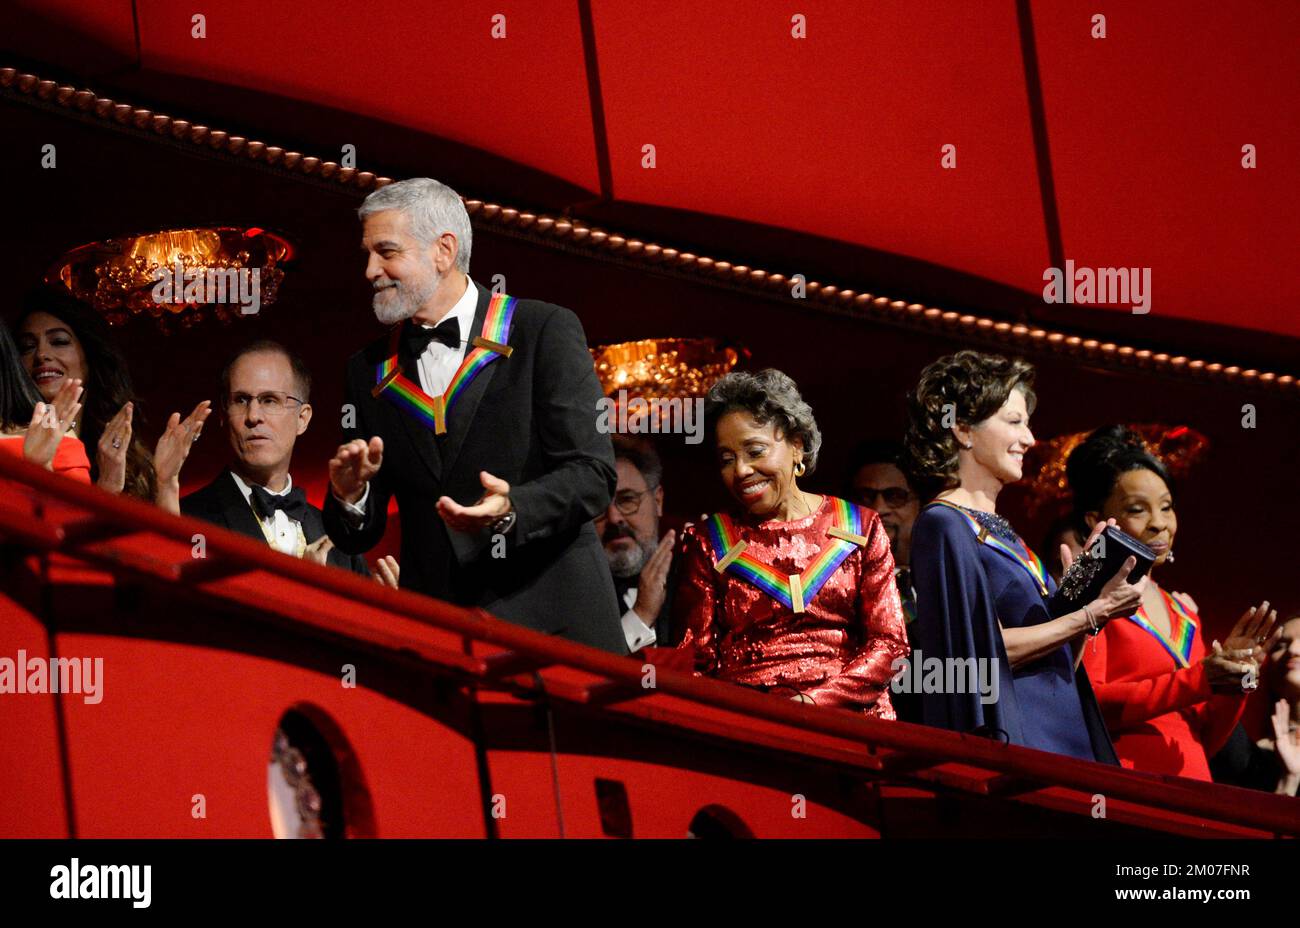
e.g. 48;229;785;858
673;495;909;717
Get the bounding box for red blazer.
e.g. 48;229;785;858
0;434;92;483
1081;587;1244;781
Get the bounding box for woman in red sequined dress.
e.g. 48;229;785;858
672;369;909;717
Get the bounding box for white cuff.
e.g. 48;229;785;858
334;483;370;524
621;607;657;653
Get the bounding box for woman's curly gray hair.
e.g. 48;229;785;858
705;369;823;474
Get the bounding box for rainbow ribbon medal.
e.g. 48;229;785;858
704;498;868;613
373;292;516;434
1129;587;1197;667
930;499;1050;598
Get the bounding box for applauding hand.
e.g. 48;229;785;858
1269;700;1300;795
373;555;400;589
632;530;676;627
96;401;133;494
303;535;334;566
437;470;511;533
154;401;212;485
23;385;82;470
329;437;383;505
153;400;212;514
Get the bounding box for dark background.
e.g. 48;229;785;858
2;94;1295;660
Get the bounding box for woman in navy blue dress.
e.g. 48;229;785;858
902;351;1146;763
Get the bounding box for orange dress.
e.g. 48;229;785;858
1081;587;1245;780
0;433;93;483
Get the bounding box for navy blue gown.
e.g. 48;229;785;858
910;500;1117;764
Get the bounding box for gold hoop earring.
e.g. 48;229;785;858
794;460;806;477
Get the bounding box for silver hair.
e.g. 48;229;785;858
706;369;823;474
358;177;472;273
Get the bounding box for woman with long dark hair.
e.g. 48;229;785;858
14;287;210;504
0;322;87;480
903;350;1144;762
1067;425;1276;780
15;288;154;496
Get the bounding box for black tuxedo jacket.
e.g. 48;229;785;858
323;281;626;654
181;470;369;576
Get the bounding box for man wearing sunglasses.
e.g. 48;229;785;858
846;439;922;718
180;341;374;576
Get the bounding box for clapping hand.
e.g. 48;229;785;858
329;437;383;504
1204;601;1277;693
303;535;334;566
437;470;511;533
632;530;676;627
1220;600;1278;665
1269;700;1300;789
23;380;82;469
96;401;133;494
154;401;212;485
373;555;400;588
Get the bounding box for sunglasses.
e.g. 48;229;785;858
853;486;913;508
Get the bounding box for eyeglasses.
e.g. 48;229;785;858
853;486;914;508
226;391;304;418
600;487;655;518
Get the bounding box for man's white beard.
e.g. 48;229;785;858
373;274;438;325
608;538;655;579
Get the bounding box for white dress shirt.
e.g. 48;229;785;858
231;472;302;556
620;586;659;652
342;277;478;518
415;276;476;396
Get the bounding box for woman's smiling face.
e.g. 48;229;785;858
716;410;801;517
964;387;1035;484
17;311;88;402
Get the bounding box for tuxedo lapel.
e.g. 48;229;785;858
439;281;501;478
388;386;444;483
215;471;269;543
299;499;325;544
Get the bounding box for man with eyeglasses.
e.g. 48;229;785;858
180;341;376;577
596;437;677;652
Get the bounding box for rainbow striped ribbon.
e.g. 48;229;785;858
374;293;517;434
929;499;1050;598
704;497;866;613
1128;587;1198;667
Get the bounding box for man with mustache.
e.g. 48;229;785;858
181;341;384;578
323;177;625;653
596;437;677;652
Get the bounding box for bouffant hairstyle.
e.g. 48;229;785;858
902;350;1036;497
1065;425;1173;536
705;369;822;475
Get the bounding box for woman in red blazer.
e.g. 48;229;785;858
1067;426;1277;781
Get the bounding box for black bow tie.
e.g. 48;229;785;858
401;316;462;362
249;484;308;523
